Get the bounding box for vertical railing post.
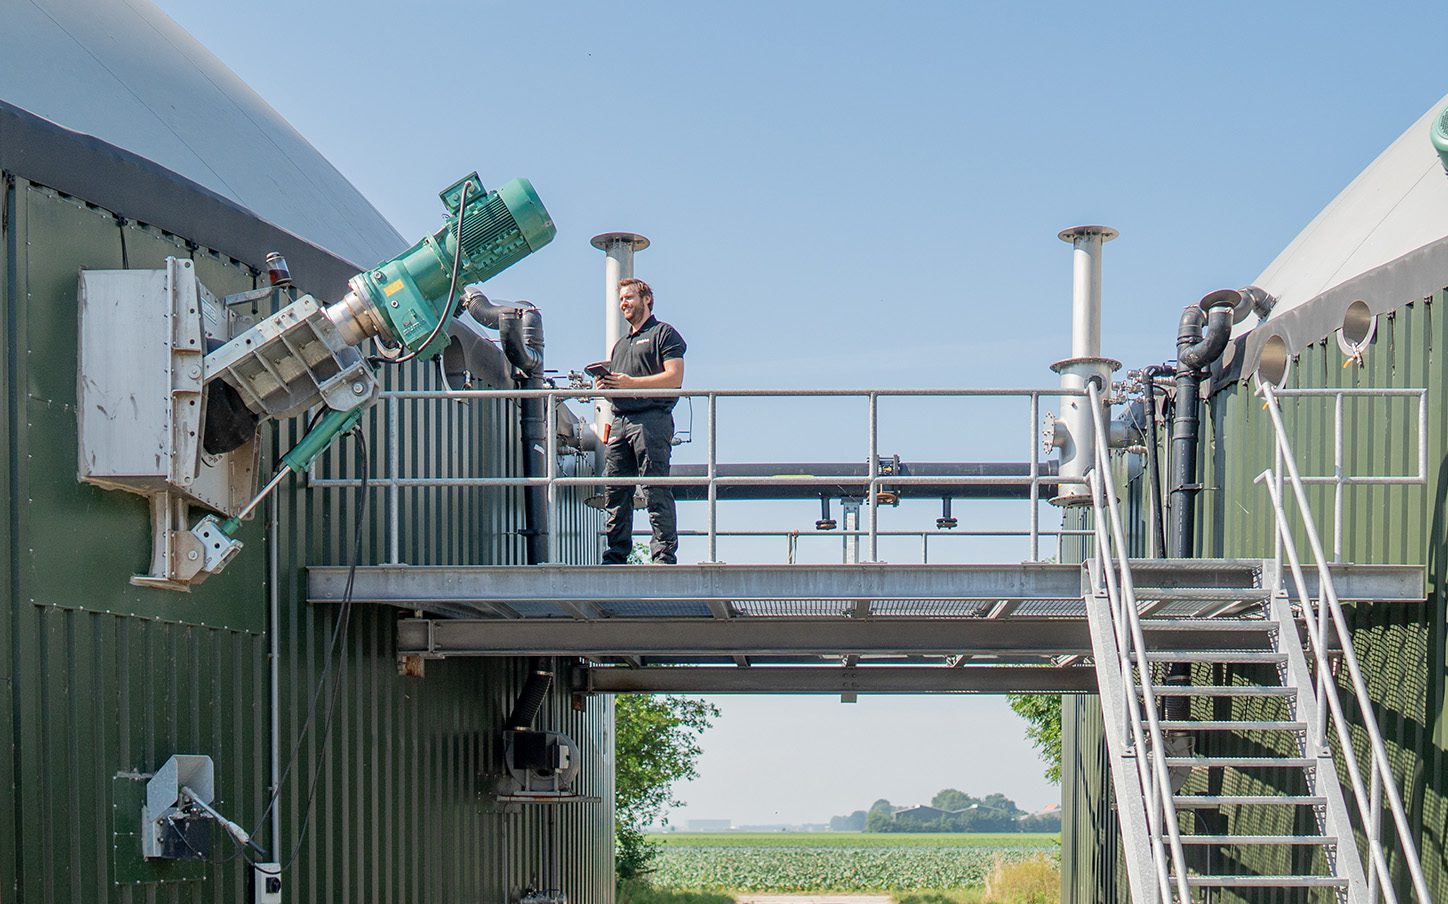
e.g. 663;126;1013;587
1368;764;1383;904
388;397;401;565
546;391;559;563
1029;391;1041;561
1334;391;1344;562
707;393;718;564
867;392;879;563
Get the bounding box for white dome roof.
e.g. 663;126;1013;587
0;0;403;266
1249;93;1448;327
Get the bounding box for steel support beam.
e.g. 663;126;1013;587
310;563;1085;608
398;617;1092;657
582;665;1097;694
309;562;1423;611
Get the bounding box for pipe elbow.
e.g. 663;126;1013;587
1176;302;1233;373
461;287;505;329
499;305;545;378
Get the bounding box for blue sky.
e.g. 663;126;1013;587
153;0;1448;821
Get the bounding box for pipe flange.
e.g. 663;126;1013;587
1197;288;1255;325
1050;355;1122;374
590;232;650;252
1057;225;1120;244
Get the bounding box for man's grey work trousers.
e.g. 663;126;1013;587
601;409;677;564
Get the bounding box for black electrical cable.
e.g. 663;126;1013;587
274;426;367;870
376;179;472;367
210;423;369;869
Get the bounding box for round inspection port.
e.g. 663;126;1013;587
1336;299;1376;357
1255;334;1292;388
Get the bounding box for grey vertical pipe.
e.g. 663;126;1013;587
1052;225;1120;505
589;232;650;441
1065;226;1110;359
268;493;281;854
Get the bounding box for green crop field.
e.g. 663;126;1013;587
646;833;1061;892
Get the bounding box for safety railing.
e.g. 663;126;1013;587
309;386;1084;565
1085;381;1191;904
1267;388;1428;562
1256;383;1432;904
629;527;1094;564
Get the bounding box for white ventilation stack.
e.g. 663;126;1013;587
590;232;650;440
1051;225;1120;505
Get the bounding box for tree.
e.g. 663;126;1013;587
931;788;979;812
1007;693;1063;784
614;694;719;880
864;798;895;832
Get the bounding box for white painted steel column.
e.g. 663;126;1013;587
1052;225;1119;506
589;232;650;441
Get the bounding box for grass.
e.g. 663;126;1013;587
617;879;734;904
896;890;986;904
981;854;1058;904
652;832;1060;848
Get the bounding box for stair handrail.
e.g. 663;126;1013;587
1086;381;1192;904
1255;381;1433;904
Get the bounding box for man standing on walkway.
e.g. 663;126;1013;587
596;278;687;564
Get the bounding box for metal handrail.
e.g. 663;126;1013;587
1269;387;1428;561
309;385;1086;565
623;527;1095;564
1085;381;1191;904
1255;383;1433;904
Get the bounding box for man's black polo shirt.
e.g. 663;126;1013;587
608;314;687;414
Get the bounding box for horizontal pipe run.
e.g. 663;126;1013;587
582;665;1098;694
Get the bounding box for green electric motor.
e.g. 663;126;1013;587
349;173;556;358
1431;104;1448;175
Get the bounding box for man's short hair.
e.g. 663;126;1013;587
619;277;653;305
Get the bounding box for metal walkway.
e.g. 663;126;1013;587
306;559;1421;694
303;381;1436;901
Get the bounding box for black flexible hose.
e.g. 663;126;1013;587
507;658;554;731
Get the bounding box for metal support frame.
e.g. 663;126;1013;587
397;617;1097;658
581;665;1097;694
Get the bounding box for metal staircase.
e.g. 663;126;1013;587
1082;382;1434;904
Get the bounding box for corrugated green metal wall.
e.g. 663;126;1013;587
1191;295;1447;904
1063;294;1448;903
3;165;614;904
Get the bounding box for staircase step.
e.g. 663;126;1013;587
1179;875;1347;888
1170;834;1336;846
1139;619;1278;632
1173;794;1326;808
1158;720;1307;732
1164;755;1317;768
1131;589;1272;601
1141;651;1287;664
1143;684;1295;697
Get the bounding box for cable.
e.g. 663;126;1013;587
274;426;366;870
376;179;472;366
211;423;369;868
